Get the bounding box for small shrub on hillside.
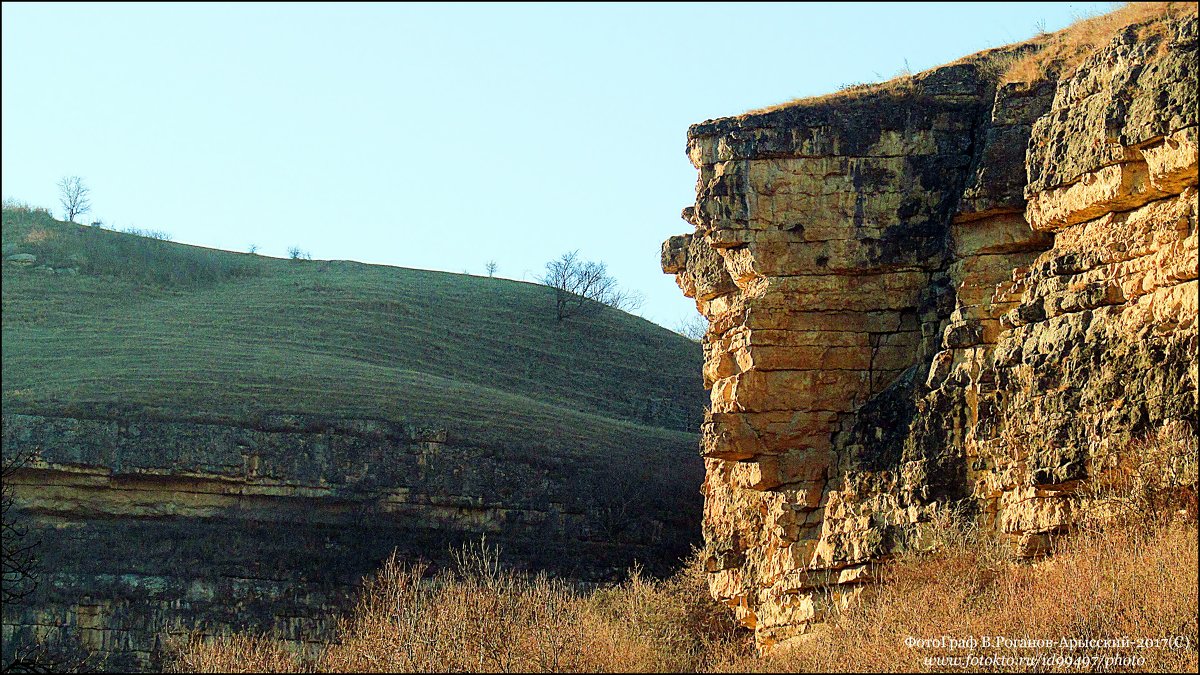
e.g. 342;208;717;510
2;198;53;217
674;314;708;342
121;226;172;241
288;246;312;261
540;250;643;320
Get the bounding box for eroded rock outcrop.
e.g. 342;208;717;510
1;412;702;668
664;13;1197;649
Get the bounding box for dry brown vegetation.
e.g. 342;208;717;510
166;543;751;673
748;2;1196;116
168;429;1198;673
995;1;1196;84
720;519;1198;673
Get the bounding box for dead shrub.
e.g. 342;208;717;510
1080;423;1200;533
165;632;310;673
170;541;750;674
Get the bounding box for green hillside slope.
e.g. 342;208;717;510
1;206;704;460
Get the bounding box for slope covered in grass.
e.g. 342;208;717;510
1;206;704;459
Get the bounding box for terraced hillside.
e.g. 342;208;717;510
1;205;706;668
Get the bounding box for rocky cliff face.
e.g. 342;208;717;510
2;412;702;669
663;13;1197;649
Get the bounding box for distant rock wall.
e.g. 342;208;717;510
663;14;1197;649
1;413;702;669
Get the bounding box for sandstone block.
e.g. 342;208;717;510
1026;162;1169;231
1142;126;1200;192
951;212;1051;257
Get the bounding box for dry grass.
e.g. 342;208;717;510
167;634;308;674
165;542;751;673
167;520;1197;673
718;521;1198;673
747;2;1195;116
995;1;1196;84
1081;422;1199;532
745;69;919;114
167;429;1198;673
719;427;1199;673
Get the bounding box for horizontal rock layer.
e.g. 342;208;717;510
1;413;703;669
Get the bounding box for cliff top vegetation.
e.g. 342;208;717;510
744;1;1197;116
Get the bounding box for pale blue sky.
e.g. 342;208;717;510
2;2;1116;329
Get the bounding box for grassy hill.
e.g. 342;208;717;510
1;205;704;461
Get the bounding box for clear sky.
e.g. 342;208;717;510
2;1;1117;330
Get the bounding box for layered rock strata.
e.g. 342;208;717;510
2;413;702;669
663;14;1197;649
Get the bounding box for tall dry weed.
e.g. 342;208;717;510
166;632;310;673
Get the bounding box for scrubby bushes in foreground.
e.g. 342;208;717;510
168;543;749;673
169;430;1198;673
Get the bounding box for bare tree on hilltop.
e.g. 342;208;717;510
540;250;643;321
57;176;91;223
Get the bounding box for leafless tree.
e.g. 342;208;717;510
674;313;708;342
287;246;311;261
2;449;39;606
2;449;98;673
539;250;643;321
485;260;498;277
57;176;91;223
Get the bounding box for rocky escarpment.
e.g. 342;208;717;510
2;411;701;669
663;13;1197;649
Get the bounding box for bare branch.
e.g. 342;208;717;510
57;176;92;223
538;251;642;321
2;446;41;605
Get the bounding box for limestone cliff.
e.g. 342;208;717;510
663;11;1197;648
